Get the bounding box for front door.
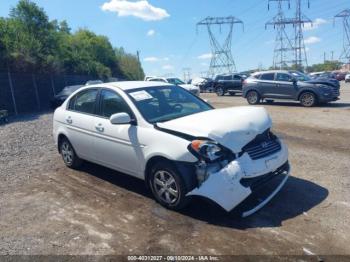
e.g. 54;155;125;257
92;88;143;177
275;73;297;99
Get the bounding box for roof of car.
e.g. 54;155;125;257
252;70;291;75
92;81;173;91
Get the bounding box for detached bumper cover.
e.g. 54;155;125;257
187;141;290;216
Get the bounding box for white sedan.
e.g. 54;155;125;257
53;81;290;217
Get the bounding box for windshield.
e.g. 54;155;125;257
166;78;185;85
127;86;213;123
290;71;311;81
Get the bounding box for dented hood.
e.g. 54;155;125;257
157;107;272;153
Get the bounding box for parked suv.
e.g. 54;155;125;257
213;74;244;96
243;70;340;107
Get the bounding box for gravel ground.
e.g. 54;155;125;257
0;83;350;257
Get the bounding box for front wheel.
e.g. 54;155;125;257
299;92;317;107
246;91;260;105
149;161;190;210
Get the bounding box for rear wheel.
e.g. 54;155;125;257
216;86;225;96
59;138;83;169
299;92;317;107
149;161;190;210
246;90;260;105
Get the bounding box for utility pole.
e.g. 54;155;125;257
324;51;326;63
334;9;350;64
197;16;244;78
331;50;335;61
266;0;294;69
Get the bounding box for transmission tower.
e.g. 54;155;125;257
266;0;294;69
197;16;244;78
293;0;311;70
334;9;350;64
183;67;191;83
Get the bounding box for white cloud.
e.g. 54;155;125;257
101;0;170;21
144;56;159;62
304;36;321;45
147;29;155;36
304;18;327;31
162;64;174;70
197;53;213;60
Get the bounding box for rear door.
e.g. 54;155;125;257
64;88;98;161
258;73;276;98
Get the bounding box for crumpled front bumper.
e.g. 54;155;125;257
187;140;290;217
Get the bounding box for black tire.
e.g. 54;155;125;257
149;161;190;210
59;137;83;169
299;92;317;107
246;90;261;105
228;92;236;96
216;86;225;96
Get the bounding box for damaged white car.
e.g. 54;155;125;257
53;81;290;217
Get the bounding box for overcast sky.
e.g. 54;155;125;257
1;0;349;78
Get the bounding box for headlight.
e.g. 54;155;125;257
189;140;223;161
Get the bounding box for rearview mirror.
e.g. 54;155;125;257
110;112;131;125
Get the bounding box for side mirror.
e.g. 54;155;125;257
291;77;297;83
110;112;131;125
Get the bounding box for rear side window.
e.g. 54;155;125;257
224;75;232;80
99;89;132;118
260;73;275;81
69;89;98;114
233;75;242;80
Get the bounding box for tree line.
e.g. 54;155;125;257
0;0;145;80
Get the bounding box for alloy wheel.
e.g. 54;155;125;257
300;93;315;107
247;91;259;104
61;141;74;165
153;170;179;204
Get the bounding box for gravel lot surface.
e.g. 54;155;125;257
0;83;350;256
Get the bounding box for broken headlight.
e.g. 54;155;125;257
189;140;224;162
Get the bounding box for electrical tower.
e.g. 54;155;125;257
197;16;244;78
334;9;350;64
183;67;191;83
266;0;294;69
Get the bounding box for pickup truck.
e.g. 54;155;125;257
213;74;244;96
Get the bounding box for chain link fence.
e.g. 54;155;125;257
0;72;95;115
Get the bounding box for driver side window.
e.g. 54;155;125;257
99;89;132;118
276;73;292;82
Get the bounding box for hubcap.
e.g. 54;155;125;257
301;93;314;106
153;171;179;204
61;142;73;165
248;92;258;104
217;88;224;96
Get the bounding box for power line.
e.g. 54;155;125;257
334;8;350;64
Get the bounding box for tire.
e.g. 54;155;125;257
149;161;190;210
216;86;225;96
246;90;261;105
299;92;317;107
59;137;83;169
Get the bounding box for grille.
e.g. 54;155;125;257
242;129;281;160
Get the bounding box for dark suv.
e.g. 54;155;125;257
213;74;244;96
243;70;340;107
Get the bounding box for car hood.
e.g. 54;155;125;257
304;79;339;88
180;84;199;91
157;107;272;153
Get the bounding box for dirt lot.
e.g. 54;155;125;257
0;83;350;257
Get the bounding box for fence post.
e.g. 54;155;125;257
7;71;18;115
32;74;41;110
51;75;56;96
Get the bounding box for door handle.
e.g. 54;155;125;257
95;124;104;132
66;117;72;124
